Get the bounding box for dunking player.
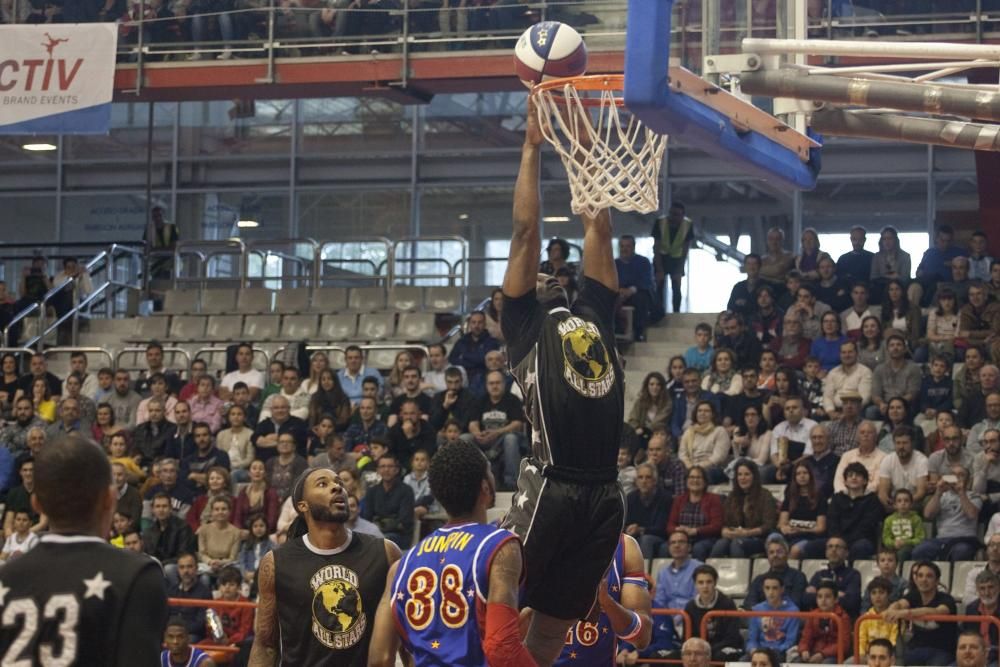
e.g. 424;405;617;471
249;467;401;666
0;435;168;665
368;440;535;666
552;534;651;665
500;98;627;665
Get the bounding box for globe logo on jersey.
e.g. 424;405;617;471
310;564;367;650
557;316;615;397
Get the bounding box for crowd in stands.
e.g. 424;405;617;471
612;222;1000;665
0;328;523;661
4;222;1000;663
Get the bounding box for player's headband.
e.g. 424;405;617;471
291;467;325;511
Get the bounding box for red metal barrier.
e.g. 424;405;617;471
853;613;1000;664
168;597;258;655
701;609;850;665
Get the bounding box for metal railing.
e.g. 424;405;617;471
62;1;1000;100
852;612;1000;664
5;244;145;350
318;237;393;288
174;239;248;289
391;236;468;288
246;238;320;289
709;608;848;665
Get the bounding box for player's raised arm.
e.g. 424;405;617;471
581;207;618;292
248;551;279;667
368;560;403;667
484;540;538;666
504;99;544;299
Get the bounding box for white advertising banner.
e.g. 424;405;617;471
0;23;118;134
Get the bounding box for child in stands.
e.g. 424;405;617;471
237;513;275;586
858;577;899;658
801;357;825;420
797;581;851;664
684;323;714;373
882;488;924;562
204;566;254;663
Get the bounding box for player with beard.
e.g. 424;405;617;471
249;467;400;666
368;440;534;666
500;101;626;664
0;435;167;665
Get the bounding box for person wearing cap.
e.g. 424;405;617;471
743;534;808;609
250;467;401;665
827;389;864;457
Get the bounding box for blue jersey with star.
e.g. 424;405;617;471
391;522;519;666
555;537;646;666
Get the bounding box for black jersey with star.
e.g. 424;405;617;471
502;277;625;472
0;534;167;666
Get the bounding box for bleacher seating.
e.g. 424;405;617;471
276;287;311;313
200;288;238;315
243;314;281;340
205;314;242;341
237;287;275;314
705;558;751;600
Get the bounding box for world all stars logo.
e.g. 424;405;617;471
558;316;615;398
309;564;367;650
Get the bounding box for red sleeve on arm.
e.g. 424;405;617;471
484;603;538;667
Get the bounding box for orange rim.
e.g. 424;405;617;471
530;74;626;107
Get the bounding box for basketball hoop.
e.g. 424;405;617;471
530;75;667;219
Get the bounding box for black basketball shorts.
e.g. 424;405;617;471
501;457;625;621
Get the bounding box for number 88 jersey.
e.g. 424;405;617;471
391;522;519;666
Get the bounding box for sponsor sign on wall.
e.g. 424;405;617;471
0;23;117;134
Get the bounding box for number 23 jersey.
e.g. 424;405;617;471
0;534;168;666
391;522;519;666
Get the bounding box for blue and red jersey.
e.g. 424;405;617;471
554;537;648;666
391;522;519;666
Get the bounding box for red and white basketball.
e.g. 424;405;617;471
514;21;588;88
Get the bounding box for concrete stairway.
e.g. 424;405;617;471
622;312;716;407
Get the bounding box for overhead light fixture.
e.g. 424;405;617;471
237;219;259;228
543;216;570;222
458;213;469;220
22;143;56;152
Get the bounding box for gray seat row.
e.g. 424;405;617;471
162;286;464;315
125;312;439;344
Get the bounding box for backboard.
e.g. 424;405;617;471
623;0;821;191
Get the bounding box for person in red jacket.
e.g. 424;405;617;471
666;465;724;561
206;566;254;664
797;581;852;663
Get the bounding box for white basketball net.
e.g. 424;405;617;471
532;80;667;218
